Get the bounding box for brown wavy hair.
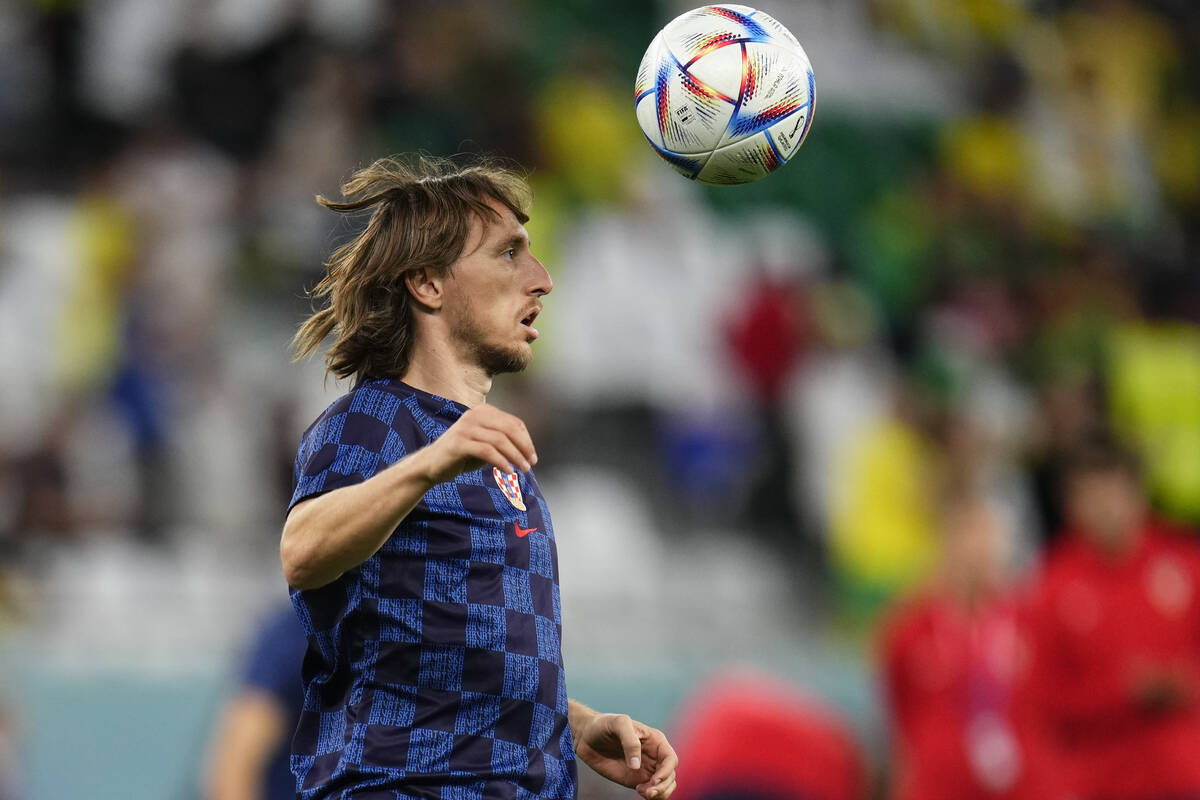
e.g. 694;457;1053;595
292;155;532;382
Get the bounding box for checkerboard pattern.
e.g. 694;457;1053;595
288;379;577;799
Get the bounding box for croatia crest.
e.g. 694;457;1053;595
492;467;526;511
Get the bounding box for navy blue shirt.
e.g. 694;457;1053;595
287;379;576;799
239;604;308;800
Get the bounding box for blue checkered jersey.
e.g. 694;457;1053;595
287;379;576;800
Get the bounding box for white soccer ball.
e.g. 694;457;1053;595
634;4;816;185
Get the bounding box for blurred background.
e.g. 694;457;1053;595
1;0;1199;798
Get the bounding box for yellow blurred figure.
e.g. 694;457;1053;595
56;193;136;396
535;75;642;206
958;0;1028;43
831;416;940;622
941;114;1032;203
1108;321;1200;524
1054;4;1177;138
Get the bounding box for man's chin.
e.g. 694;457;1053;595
475;343;532;377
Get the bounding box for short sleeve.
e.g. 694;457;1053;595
288;385;414;513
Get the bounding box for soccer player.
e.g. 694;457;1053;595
1028;438;1200;800
280;157;678;800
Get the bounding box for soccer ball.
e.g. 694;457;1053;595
634;4;815;185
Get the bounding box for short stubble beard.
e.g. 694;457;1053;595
451;311;531;377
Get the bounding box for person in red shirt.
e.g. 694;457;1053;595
881;491;1064;800
1029;438;1200;800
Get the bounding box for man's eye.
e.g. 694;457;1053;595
502;248;516;259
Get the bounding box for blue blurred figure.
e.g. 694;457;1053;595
201;604;307;800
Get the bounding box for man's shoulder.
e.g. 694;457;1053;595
301;380;425;438
1146;519;1200;550
290;382;428;481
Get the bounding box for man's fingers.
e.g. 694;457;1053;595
473;428;531;473
647;732;678;785
612;715;642;770
477;407;536;462
639;775;677;799
648;775;677;799
481;417;537;466
456;407;537;468
638;771;677;799
468;443;517;476
635;728;677;797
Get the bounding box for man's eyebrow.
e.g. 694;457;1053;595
495;233;529;252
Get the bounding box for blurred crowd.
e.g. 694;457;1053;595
2;0;1200;798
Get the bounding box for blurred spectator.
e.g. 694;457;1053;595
880;490;1062;800
829;379;942;623
1028;436;1200;800
1108;316;1200;526
201;603;307;800
724;259;811;551
667;669;866;800
788;281;892;549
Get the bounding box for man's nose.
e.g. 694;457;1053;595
530;256;553;296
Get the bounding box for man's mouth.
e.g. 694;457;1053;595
520;307;541;339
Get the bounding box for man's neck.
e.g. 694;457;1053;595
1092;529;1140;560
402;335;492;408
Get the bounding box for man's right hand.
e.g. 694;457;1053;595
417;405;538;485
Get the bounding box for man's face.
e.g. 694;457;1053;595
1066;468;1145;552
943;500;1008;592
444;198;552;376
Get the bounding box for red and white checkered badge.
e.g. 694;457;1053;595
492;467;526;511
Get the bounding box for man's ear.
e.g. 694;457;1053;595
405;267;444;312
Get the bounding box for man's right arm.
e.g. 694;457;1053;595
281;404;537;591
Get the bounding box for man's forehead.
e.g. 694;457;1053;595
468;198;527;249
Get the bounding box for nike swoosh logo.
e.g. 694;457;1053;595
514;523;537;538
